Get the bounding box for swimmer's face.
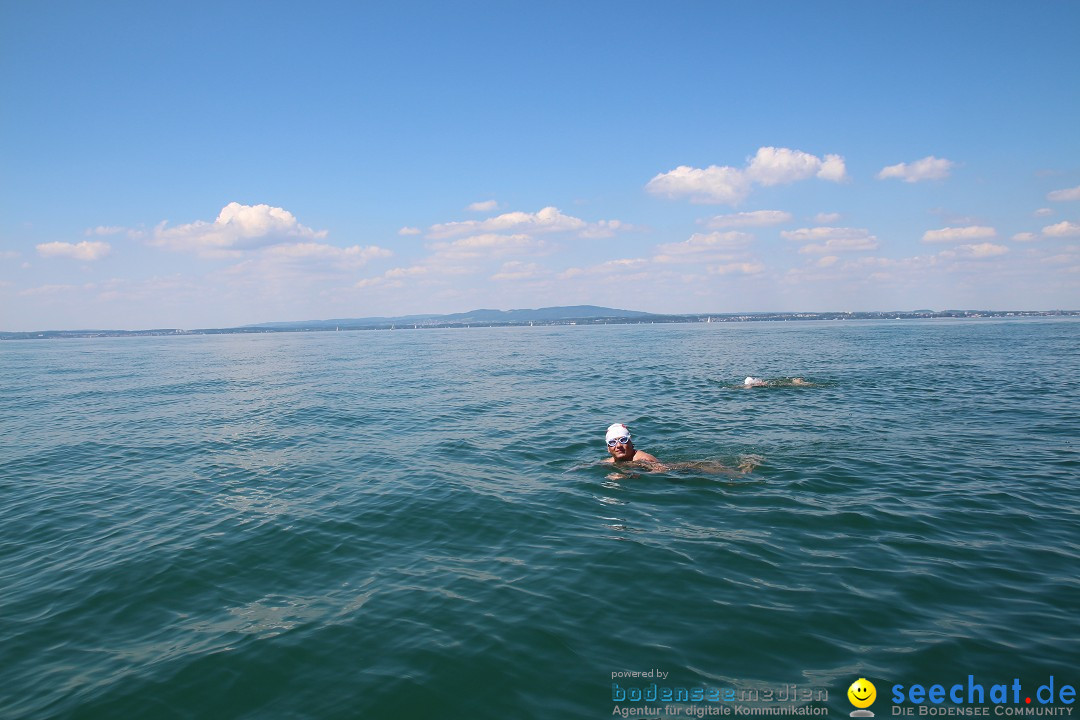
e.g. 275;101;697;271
848;679;876;709
607;436;634;461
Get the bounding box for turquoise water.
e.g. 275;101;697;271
2;319;1078;719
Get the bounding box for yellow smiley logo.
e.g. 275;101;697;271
848;678;877;709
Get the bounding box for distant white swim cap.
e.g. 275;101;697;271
606;423;631;442
744;377;758;385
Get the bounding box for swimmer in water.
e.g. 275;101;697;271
603;423;661;464
600;423;760;479
742;376;813;388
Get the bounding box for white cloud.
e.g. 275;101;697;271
36;241;111;260
466;200;498;212
781;227;871;242
654;231;754;263
85;226;126;236
1;250;21;260
781;227;878;254
646;146;846;205
1043;221;1080;237
214;241;394;296
354;264;436;290
745;147;847;185
579;219;635;239
646;164;750;205
816;154;848;182
941;243;1009;259
558;258;648;280
705;210;792;228
385;265;432;279
707;262;765;275
877;156;955;183
428;233;541;260
1012;232;1039;242
491;261;544;281
1034;208;1054;217
922;226;996;243
816;256;839;267
798;238;879;254
1047;185;1080;202
19;283;84;296
261;242;392;267
152;202;327;255
398;226;422;236
595;258;648;271
427;207;589;239
813;212;842;224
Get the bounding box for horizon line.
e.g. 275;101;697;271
3;307;1078;337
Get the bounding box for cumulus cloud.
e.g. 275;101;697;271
19;283;84;296
798;238;879;254
781;227;878;254
922;226;996;243
745;147;848;185
36;241;111;260
1043;221;1080;237
708;262;765;275
428;233;541;260
398;226;422;236
85;226;126;236
646;164;750;204
646;146;846;205
877;156;955;183
354;264;439;290
705;210;792;228
813;213;842;224
653;231;754;263
261;242;392;267
941;243;1009;259
579;219;635;239
1034;208;1054;217
491;261;544;281
558;258;648;280
151;202;327;255
1047;185;1080;202
466;200;498;212
1012;232;1039;242
816;154;848;182
427;207;590;239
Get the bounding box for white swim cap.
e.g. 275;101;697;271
744;376;757;385
606;423;631;442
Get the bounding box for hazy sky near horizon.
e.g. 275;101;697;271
2;1;1078;330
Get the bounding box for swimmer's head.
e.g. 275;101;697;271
606;423;631;444
605;423;634;461
744;376;766;386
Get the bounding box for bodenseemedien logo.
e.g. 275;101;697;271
849;678;877;717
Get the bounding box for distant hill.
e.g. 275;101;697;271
245;305;655;329
4;308;1076;340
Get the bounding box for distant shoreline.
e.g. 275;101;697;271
2;309;1076;340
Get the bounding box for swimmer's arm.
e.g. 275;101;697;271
634;451;671;471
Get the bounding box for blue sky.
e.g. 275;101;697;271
2;1;1078;330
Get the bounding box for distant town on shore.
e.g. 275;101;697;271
3;306;1077;341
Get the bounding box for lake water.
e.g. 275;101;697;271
2;319;1078;719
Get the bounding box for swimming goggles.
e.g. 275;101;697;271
607;436;631;447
